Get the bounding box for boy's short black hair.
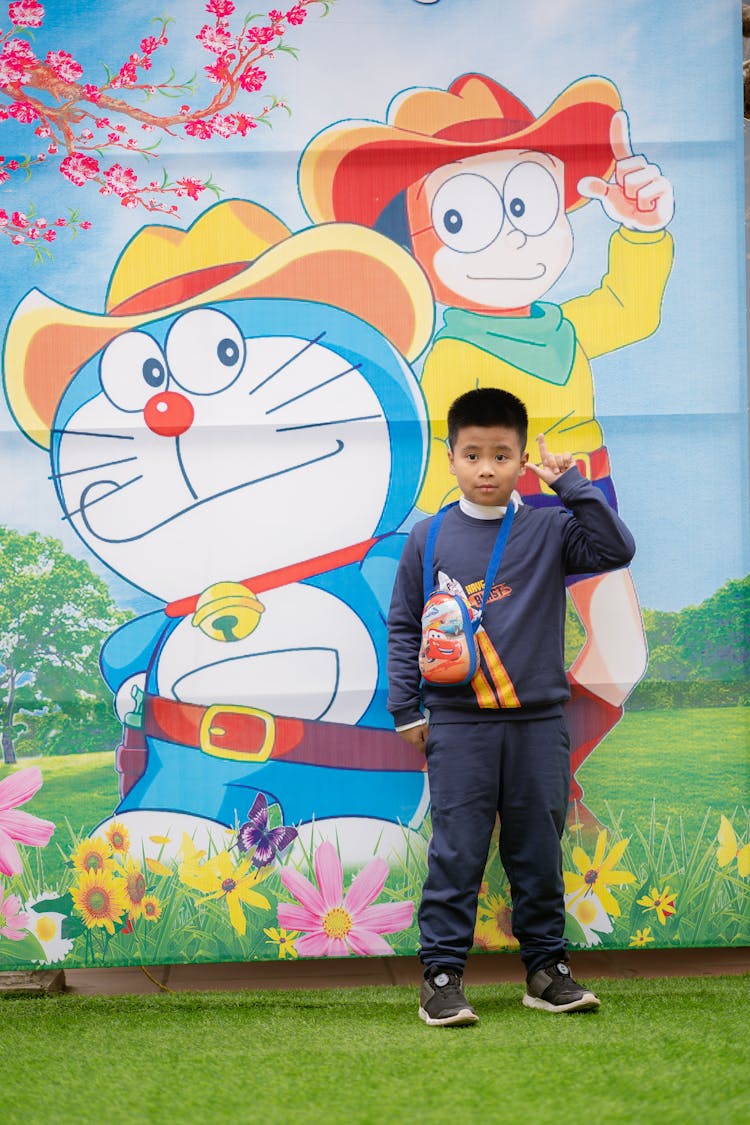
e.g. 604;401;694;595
447;387;528;451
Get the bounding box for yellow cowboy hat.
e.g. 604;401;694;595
3;198;434;448
299;73;621;228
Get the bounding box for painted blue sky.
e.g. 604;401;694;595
0;0;746;611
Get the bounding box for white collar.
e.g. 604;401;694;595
459;491;522;520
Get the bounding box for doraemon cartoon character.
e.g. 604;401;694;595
299;74;674;820
2;199;435;864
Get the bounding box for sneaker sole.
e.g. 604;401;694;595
522;992;600;1013
418;1004;479;1027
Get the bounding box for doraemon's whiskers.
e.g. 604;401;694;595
275;413;380;433
50;428;135;441
247;331;327;397
62;474;143;522
266;362;362;415
50;455;139;481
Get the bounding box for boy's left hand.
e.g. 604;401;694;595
526;434;574;486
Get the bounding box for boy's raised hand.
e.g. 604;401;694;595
526;434;574;485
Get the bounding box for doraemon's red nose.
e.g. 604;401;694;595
144;391;194;438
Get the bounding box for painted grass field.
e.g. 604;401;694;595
3;706;748;969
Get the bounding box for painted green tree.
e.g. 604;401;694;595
0;526;130;764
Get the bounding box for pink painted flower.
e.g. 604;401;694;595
81;84;101;102
176;176;205;200
0;886;29;940
59;151;99;185
208;112;238;137
11;234;24;244
11;209;28;227
141;35;160;54
34;124;51;138
278;841;414;956
0;170;8;184
197;23;233;53
46;49;83;83
246;24;275;45
234;113;257;135
204;59;230;84
286;4;307;25
8;0;44;28
79;220;92;229
206;0;236;16
118;61;138;86
8;100;38;123
103;162;138;196
42;228;55;241
0;767;55;877
184;118;213;140
239;65;266;93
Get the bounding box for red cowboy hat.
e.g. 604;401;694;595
300;73;620;228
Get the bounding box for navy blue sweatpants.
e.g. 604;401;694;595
418;716;570;978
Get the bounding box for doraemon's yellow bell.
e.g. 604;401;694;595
191;582;265;642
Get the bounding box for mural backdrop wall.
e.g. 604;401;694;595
0;0;747;970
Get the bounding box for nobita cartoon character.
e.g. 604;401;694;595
2;198;435;864
299;73;675;820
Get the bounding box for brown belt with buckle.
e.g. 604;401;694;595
143;695;426;772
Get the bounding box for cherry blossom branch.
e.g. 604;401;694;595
0;0;333;255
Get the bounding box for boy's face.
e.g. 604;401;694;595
448;424;528;507
407;149;573;311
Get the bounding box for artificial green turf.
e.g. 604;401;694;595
4;976;749;1124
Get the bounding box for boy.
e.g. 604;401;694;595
386;387;635;1025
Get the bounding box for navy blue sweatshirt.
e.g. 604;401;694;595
386;467;635;727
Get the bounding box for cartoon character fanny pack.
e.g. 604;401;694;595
419;502;515;686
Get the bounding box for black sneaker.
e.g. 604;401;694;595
419;967;479;1027
523;959;600;1013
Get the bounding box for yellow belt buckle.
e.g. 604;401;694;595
199;705;275;762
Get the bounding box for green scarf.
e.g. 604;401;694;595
435;303;576;386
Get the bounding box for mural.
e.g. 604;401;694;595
0;0;747;971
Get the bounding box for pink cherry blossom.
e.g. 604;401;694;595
286;4;307;26
196;23;233;53
45;49;83;83
246;25;275;45
8;0;44;29
42;228;55;241
0;767;55;877
11;234;24;244
140;35;160;54
176;176;205;199
206;0;236;16
239;65;266;93
0;887;29;940
204;59;230;84
208;112;238;137
277;841;414;957
81;84;102;102
234;113;257;135
59;151;99;185
8;100;39;123
0;170;8;185
103;162;138;196
11;209;28;227
79;220;92;229
184;118;213;139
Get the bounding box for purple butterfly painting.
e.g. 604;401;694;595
237;793;298;868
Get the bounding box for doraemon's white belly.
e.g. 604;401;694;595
154;583;377;725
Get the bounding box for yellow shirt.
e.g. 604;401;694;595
417;227;674;513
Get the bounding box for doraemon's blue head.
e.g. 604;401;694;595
51;297;428;600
